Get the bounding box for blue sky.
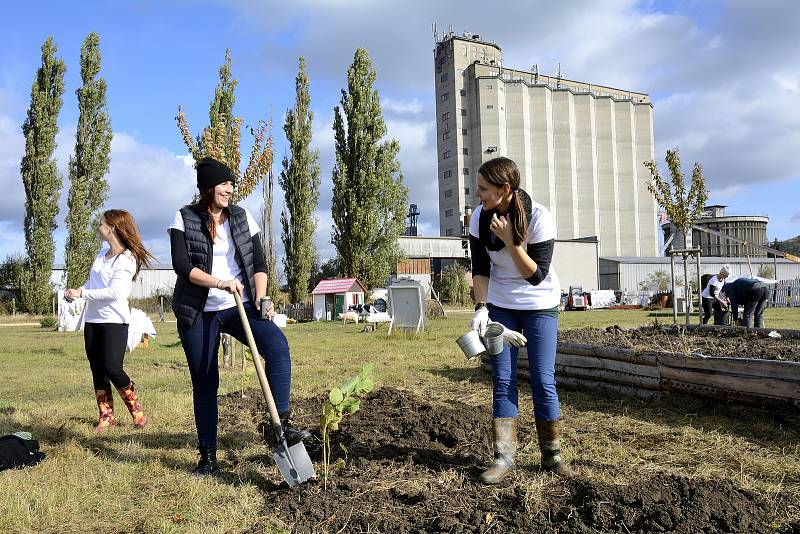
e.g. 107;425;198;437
2;0;798;273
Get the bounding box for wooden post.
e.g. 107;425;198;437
695;252;702;325
670;254;677;324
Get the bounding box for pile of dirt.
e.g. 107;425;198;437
559;325;800;361
219;388;798;533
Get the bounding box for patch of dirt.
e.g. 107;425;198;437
559;325;800;361
219;388;798;533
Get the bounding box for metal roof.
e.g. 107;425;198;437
601;256;795;264
311;278;366;295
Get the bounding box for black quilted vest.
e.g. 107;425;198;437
172;204;256;327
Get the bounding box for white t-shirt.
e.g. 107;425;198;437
81;248;136;324
702;274;726;299
469;201;561;310
169;208;261;312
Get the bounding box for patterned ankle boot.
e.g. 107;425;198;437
94;388;116;432
117;382;148;429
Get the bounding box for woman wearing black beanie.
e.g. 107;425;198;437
169;157;310;477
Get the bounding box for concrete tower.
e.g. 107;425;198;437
433;30;658;256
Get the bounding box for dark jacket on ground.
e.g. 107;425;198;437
170;204;266;327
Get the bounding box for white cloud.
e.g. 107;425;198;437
225;0;800;239
382;98;424;116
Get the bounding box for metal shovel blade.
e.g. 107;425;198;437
272;438;315;487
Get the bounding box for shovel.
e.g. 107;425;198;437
233;292;315;487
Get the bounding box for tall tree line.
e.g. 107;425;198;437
280;57;320;304
20;37;66;314
331;48;408;290
64;32;112;288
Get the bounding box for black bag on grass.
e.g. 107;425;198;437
0;432;45;471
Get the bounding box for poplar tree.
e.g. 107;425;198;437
64;32;112;288
261;165;280;303
331;48;408;290
20;37;66;313
176;49;271;202
280;57;320;304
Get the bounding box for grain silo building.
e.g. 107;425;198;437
434;30;658;257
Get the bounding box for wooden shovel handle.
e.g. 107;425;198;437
233;292;283;437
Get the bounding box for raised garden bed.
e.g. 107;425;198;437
483;325;800;409
216;388;798;533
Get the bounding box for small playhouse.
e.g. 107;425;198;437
311;278;367;321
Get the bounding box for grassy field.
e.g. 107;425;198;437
0;307;798;533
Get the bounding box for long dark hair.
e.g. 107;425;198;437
192;187;222;241
102;209;156;280
478;157;527;246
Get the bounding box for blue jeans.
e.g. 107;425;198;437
177;301;292;448
487;304;560;421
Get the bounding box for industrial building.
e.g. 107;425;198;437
661;205;770;257
434;29;658;257
599;256;800;293
396;235;599;294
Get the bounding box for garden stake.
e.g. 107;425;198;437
233;292;315;487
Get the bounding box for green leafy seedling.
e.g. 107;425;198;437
320;363;375;488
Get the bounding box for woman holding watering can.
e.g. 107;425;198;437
469;156;572;484
64;209;155;432
169;157;309;478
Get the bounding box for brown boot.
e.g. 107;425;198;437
117;382;147;429
94;388;116;432
535;419;573;477
479;418;517;484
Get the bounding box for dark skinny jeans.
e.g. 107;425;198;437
85;322;131;390
178;301;292;449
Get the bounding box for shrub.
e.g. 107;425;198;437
439;263;471;305
40;316;56;329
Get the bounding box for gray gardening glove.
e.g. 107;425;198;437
497;323;527;347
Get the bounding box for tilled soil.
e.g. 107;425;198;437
218;388;798;533
559;325;800;361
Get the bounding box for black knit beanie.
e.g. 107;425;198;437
196;157;235;191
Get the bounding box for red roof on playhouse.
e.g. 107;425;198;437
311;278;367;295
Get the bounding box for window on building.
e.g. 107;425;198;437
461;109;467;116
443;150;451;159
460;89;466;96
464;187;470;195
442;131;451;140
461;128;468;135
487;84;493;89
486;105;494;109
446;228;454;236
461;45;467;56
441;111;450;121
444;189;452;198
445;209;453;217
440;73;448;82
463;168;469;175
443;169;452;178
441;92;449;102
462;148;469;155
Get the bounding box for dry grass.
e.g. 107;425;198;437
0;307;798;532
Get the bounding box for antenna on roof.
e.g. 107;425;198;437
532;63;539;84
432;22;438;43
556;62;562;88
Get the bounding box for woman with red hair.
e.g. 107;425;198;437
65;209;155;432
